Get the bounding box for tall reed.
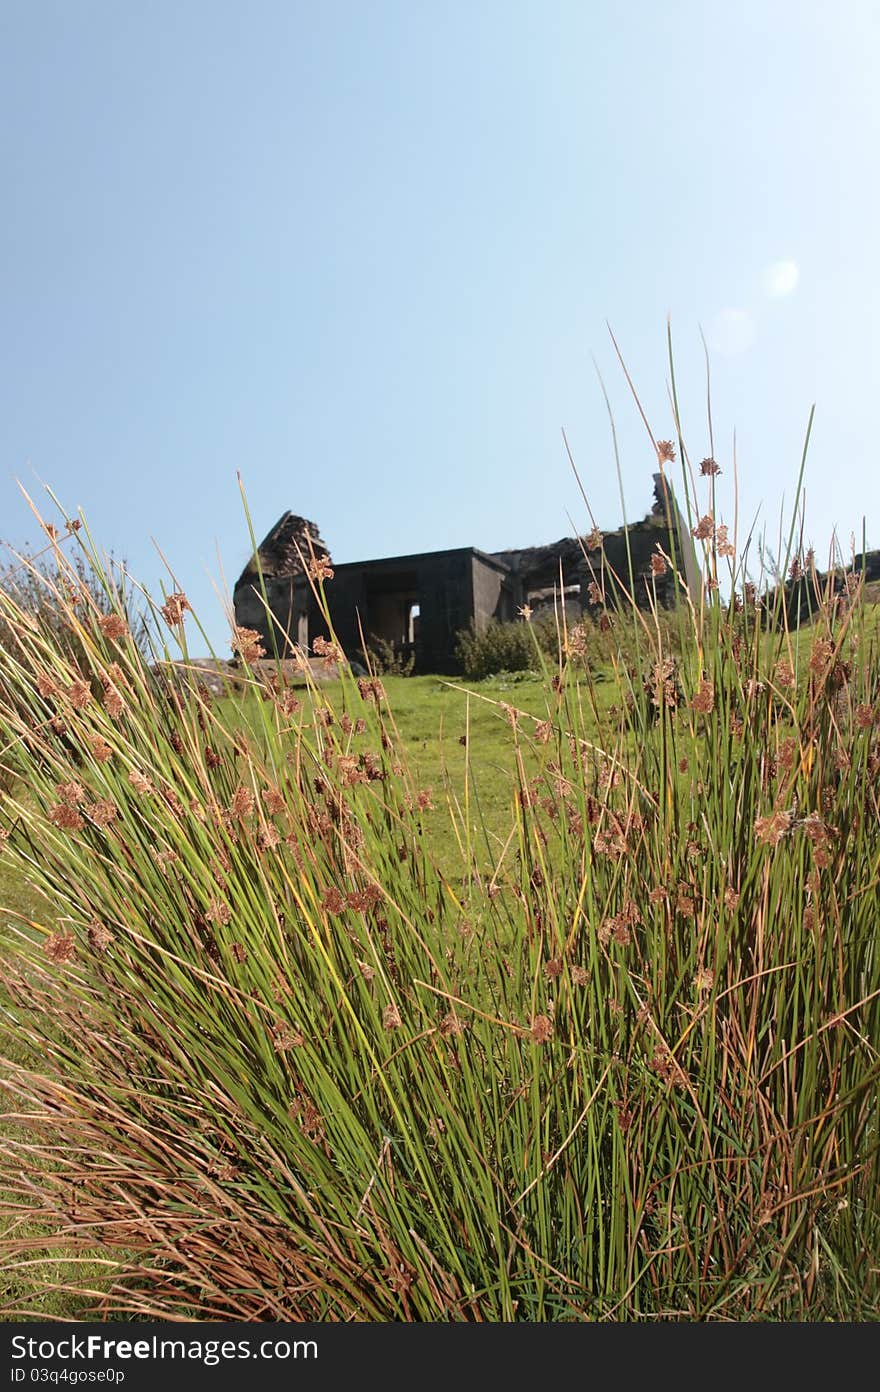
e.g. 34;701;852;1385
0;431;877;1320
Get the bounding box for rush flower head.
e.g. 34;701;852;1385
693;967;715;995
48;803;85;831
699;457;721;476
566;623;589;659
160;593;191;627
357;676;386;704
55;780;86;805
98;614;128;640
101;676;125;719
262;786;287;817
307;555;334;583
584;527;603;551
755;809;793;846
440;1010;464;1037
382;1002;402;1031
775;659;796;690
229;784;255;820
714;524;735;558
518;603;533;621
692;514;714;542
128;769;155;796
322;886;346;915
809;639;834;675
45;931;76;962
89;736;113;763
232;626;266;664
530;1014;554;1044
256;824;281;853
68;679;92;709
650;551;667;577
90;799;118;826
87;921;113;953
690;679;715;714
312;635;342;662
656;440;676;463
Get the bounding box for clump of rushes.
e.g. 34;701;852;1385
1;374;879;1321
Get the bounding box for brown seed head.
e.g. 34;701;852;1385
693;967;715;995
312;635;342;662
775;660;796;690
98;614;128;640
715;524;735;558
89;736;113;763
440;1010;464;1037
754;810;793;846
306;555;334;582
322;885;346;915
232;626;266;664
48;803;85;831
229;784;255;820
809;639;834;676
690;679;715;714
90;799;118;826
382;1002;402;1031
357;676;386;703
530;1014;554;1044
45;931;76;962
68;679;93;709
160;593;191;627
55;780;86;805
87;921;114;953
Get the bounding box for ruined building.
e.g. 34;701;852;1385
233;476;699;674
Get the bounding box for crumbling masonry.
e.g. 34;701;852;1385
233;476;700;674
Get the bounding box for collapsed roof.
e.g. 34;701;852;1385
236;512;330;584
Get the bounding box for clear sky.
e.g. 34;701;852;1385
1;1;877;651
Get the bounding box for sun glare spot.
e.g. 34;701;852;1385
763;259;800;297
707;308;756;356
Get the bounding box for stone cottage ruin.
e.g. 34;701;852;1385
233;476;699;674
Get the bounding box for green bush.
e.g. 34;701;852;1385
455;616;558;679
364;633;416;677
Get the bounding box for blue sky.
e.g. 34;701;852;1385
1;1;877;651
